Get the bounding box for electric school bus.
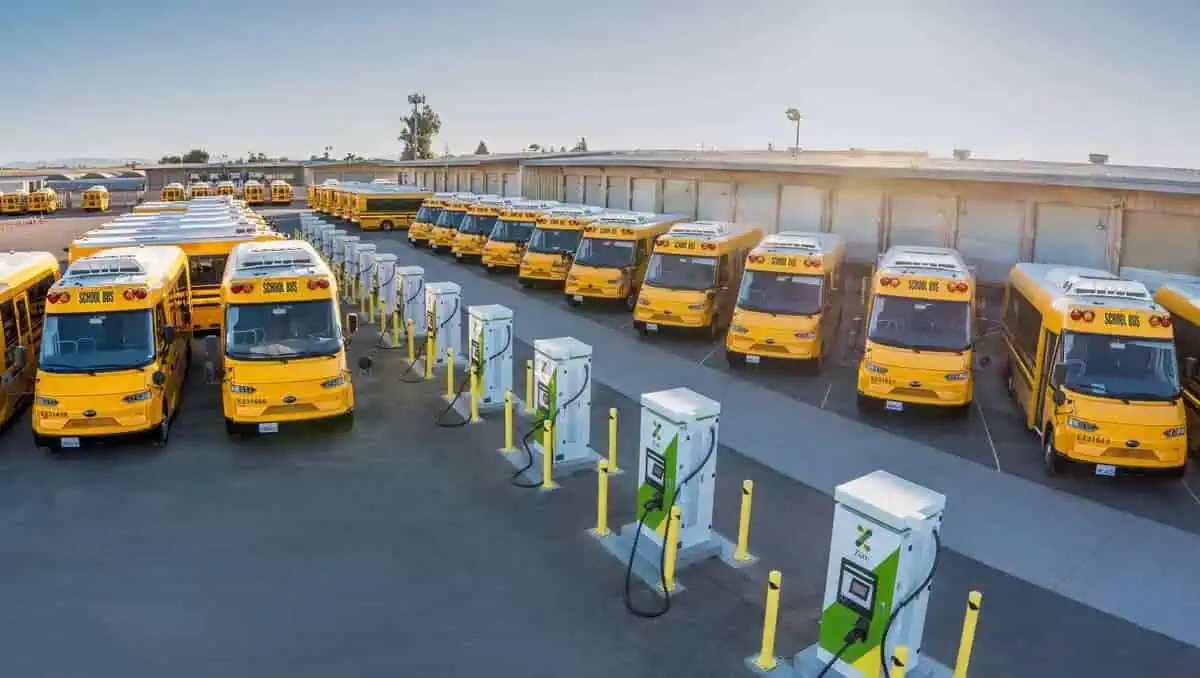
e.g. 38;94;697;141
408;192;453;246
269;180;294;205
211;240;354;436
1154;278;1200;458
565;211;689;308
189;182;213;198
856;246;976;415
160;183;186;201
430;193;490;253
517;205;607;287
243;180;266;205
1;190;27;215
355;185;433;232
481;199;562;272
0;251;61;428
82;186;110;212
451;195;514;260
632;221;762;337
1004;265;1186;477
33;246;191;451
725;231;846;369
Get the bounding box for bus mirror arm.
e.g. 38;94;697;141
1052;388;1068;408
152;371;167;387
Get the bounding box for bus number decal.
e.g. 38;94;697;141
262;281;299;294
1103;312;1139;327
907;279;940;292
79;290;115;304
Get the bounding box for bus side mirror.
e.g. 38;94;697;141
1185;356;1198;379
1052;364;1067;386
11;346;26;372
978;355;992;368
1052;388;1067;408
345;313;359;336
163;325;176;344
152;371;167;387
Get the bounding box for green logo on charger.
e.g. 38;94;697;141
855;525;873;552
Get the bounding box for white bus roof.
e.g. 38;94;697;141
1015;263;1161;312
754;231;844;256
227;240;329;280
58;246;184;289
877;246;971;280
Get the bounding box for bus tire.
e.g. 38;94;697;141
150;404;170;448
707;316;722;341
518;277;531;288
1043;429;1064;475
380;221;394;231
225;418;243;440
950;402;971;419
856;393;874;415
634;321;649;337
624;292;637;311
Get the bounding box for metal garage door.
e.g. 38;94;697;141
734;182;778;232
486;173;502;195
889;194;948;248
955;199;1023;285
470;173;484;194
663;180;696;218
778;185;824;233
632;178;659;212
564;176;584;204
832;189;883;262
607;177;630;209
698;181;733;221
1034;204;1109;270
503;173;520;197
584;176;604;207
1120;211;1200;276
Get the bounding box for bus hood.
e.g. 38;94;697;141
36;369;150;397
732;308;819;333
227;356;345;384
638;286;708;307
1064;391;1185;427
863;343;970;372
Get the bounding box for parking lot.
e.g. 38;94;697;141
1;209;1198;677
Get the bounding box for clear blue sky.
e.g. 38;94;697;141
2;0;1197;166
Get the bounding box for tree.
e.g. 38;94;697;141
398;93;442;160
474;140;489;155
322;146;332;161
571;137;588;152
159;155;183;164
343;152;363;161
526;143;541;152
181;149;210;163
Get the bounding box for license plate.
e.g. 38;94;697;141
258;423;279;434
61;437;80;449
1095;464;1117;477
646;323;659;332
885;400;904;412
573;295;583;302
454;252;462;259
746;355;761;364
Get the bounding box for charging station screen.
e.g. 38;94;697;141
849;578;870;600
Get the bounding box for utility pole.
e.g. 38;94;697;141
785;108;804;157
407;93;426;160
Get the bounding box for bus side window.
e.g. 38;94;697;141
15;296;29;338
156;305;169;355
0;301;14;368
29;273;54;332
636;239;651;265
718;254;731;288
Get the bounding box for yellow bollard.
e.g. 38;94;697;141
734;479;755;562
469;367;481;423
406;318;415;362
424;333;436;381
541;419;556;490
391;309;400;347
892;646;910;678
662;506;681;593
953;591;983;678
503;391;514;451
367;290;375;324
753;570;783;671
524;359;534;414
594;459;611;536
446;348;456;399
607;408;619;472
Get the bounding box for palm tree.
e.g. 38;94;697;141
785;108;804;152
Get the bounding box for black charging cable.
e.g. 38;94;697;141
880;528;942;678
399;295;455;384
623;427;717;619
435;325;512;428
510;364;590;489
815;619;871;678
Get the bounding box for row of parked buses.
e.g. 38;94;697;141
312;188;1200;480
307;179;432;231
0;188;61;215
0;196;359;453
159;180;294;205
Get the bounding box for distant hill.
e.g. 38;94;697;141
1;157;152;169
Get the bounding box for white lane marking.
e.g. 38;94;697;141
1182;478;1200;507
820;383;833;409
975;400;1002;473
698;346;720;367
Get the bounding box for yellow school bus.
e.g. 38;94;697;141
307;184;318;209
857;246;977;414
33;246;190;452
633;221;762;337
315;181;340;214
481;199;562;271
430;193;487;253
518;205;608;287
334;185;357;219
215;240;354;436
188;182;213;198
725;231;846;370
1;190;28;215
566;212;688;306
132;201;190;215
1003;265;1186;477
83;186;111;212
159;183;186;201
408;192;453;247
216;181;237;197
270;180;294;205
0;251;61;427
357;186;435;231
452;196;514;260
68;227;288;337
243;180;266;205
27;188;59;214
1155;278;1200;460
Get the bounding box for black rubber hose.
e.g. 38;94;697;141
510;363;589;489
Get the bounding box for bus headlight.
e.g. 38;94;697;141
865;362;888;374
230;383;257;394
1067;416;1098;432
687;304;707;311
321;375;347;389
123;390;152;403
1164;426;1186;438
35;396;59;407
794;331;816;339
944;372;969;382
730;324;748;334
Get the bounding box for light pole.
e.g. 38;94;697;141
407;93;426;160
785;108;804;155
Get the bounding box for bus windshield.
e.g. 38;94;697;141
529;228;583;254
490;219;536;243
435;209;466;229
645;254;718;291
416;206;442;223
459;214;498;235
574;238;635;268
225;300;341;360
868;297;971;352
1059;332;1180;401
39;310;155;373
737;271;823;315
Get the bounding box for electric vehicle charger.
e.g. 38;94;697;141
510;363;590;489
434;325;511;428
622;428;716;619
399;295;456;384
879;529;941;678
815;619;871;678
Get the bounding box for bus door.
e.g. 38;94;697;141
155;303;184;411
1034;329;1059;432
716;254;735;320
822;270;842;354
633;239;653;286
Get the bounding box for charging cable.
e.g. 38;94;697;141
623;427;717;619
435;324;512;428
880;528;941;678
815;618;871;678
511;363;590;489
399;295;456;384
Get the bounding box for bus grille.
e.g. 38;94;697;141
1102;447;1158;461
890;387;938;399
67;418;119;429
264;404;319;415
750;344;790;354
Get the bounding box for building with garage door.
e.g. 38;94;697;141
396;148;1200;286
304;159;407;186
396;151;614;198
